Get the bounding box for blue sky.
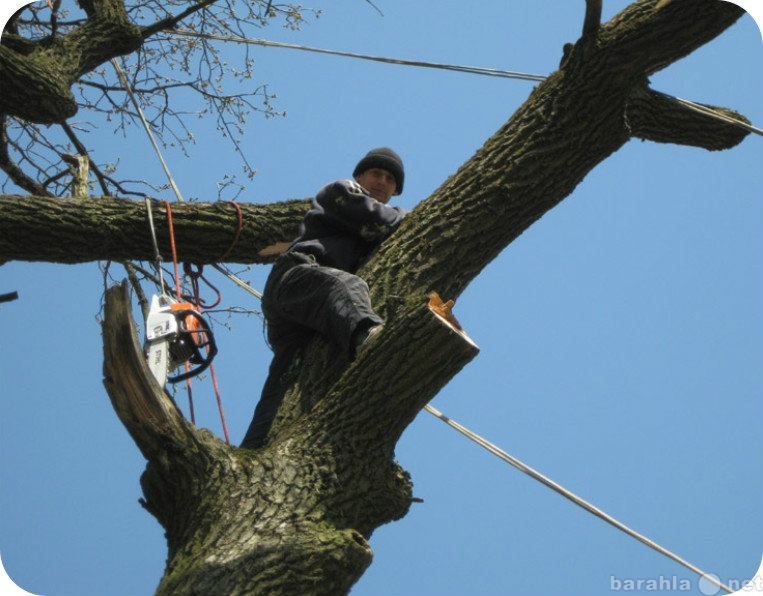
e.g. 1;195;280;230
1;1;762;595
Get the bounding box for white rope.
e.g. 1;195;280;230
143;196;167;296
212;263;263;300
423;404;733;594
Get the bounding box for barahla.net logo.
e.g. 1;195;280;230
610;573;759;594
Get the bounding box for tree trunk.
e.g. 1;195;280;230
104;281;478;595
49;0;755;593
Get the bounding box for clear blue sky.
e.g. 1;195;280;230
1;1;761;595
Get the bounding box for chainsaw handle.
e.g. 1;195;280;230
167;309;219;383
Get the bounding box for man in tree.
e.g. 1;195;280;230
241;147;407;449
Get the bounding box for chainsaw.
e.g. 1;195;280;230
144;294;218;386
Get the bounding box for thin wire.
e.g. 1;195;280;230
209;362;231;445
168;29;547;83
166;29;761;139
212;264;263;300
423;404;734;595
670;95;763;137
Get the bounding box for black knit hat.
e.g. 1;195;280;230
353;147;405;195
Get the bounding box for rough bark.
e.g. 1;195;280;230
0;195;310;264
104;281;478;595
0;0;144;123
28;0;755;593
361;0;748;305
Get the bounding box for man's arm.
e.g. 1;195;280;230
315;180;406;242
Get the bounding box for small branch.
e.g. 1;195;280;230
61;153;90;198
141;0;221;39
582;0;602;41
0;291;19;303
49;0;62;37
0;116;54;196
102;281;189;456
60;122;111;195
363;0;384;17
625;86;749;150
121;261;150;321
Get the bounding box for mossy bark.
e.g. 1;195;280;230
0;0;143;123
0;195;310;264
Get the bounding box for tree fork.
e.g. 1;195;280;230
102;282;478;594
103;282;374;595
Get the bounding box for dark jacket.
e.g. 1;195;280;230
289;179;406;273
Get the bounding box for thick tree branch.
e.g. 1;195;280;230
309;302;479;451
361;0;747;308
0;0;143;123
0;44;80;123
102;281;392;595
599;0;744;77
0;194;310;264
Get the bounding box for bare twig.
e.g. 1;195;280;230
141;0;221;39
582;0;602;40
0;291;19;304
0;117;53;196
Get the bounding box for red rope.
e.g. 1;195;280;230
206;201;240;443
164;201;182;301
164;201;195;424
186;271;231;445
218;200;243;262
164;201;231;444
183;263;222;309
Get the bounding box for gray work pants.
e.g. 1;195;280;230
240;252;382;448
